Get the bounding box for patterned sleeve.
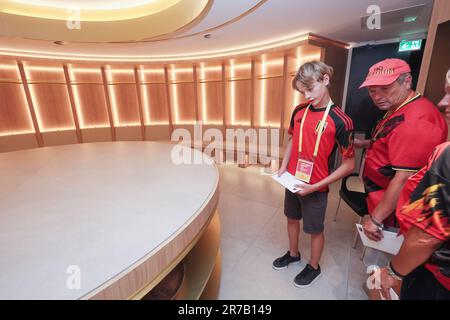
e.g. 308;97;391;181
333;110;355;159
400;144;450;241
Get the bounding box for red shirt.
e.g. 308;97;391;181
363;96;447;219
396;142;450;290
287;103;355;192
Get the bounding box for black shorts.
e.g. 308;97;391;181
284;189;328;234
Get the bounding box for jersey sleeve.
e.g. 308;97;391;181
388;119;445;172
399;144;450;241
334;113;355;159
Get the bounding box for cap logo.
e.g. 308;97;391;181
368;66;395;77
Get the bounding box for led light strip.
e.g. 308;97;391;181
260;57;267;127
139;66;152;125
0;34;310;62
230;60;236;125
171;67;180;124
200;63;208;124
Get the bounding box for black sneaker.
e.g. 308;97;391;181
272;251;301;270
294;264;321;288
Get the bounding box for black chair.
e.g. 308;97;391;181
333;173;368;249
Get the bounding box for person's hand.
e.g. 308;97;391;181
354;138;368;149
295;183;318;196
277;166;287;177
378;267;401;300
363;218;384;242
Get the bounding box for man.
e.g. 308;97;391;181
356;59;447;241
376;69;450;300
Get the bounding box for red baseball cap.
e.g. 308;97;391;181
359;58;411;89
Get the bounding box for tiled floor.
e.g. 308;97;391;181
216;163;370;300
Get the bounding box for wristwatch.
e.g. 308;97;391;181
387;262;404;281
370;215;384;231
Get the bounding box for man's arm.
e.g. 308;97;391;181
378;225;443;299
391;225;443;275
364;170;414;241
354;138;371;149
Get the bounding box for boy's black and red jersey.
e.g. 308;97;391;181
397;142;450;290
287;103;355;192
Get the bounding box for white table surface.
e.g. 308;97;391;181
0;142;218;299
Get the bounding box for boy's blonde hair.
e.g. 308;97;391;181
446;69;450;86
292;61;334;91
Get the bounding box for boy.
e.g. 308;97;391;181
274;61;355;288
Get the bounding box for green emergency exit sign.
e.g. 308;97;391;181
399;39;422;52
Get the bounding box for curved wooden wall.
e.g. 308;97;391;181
0;35;349;152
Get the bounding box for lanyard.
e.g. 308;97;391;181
371;92;421;142
298;99;333;158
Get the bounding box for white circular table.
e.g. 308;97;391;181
0;142;219;299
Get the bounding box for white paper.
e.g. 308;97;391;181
271;172;307;193
356;224;404;255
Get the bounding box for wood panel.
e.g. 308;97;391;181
0;83;33;134
226;79;252;126
108;84;140;126
424;20;450;105
256;58;284;78
138;67;165;83
227;61;252;80
106;67;135;83
0;61;20;80
198;81;223;125
0;36;351;150
197;63;222;82
23;62;65;82
170;82;196;124
417;0;450;93
141;84;170;125
255;77;284;127
68;65;103;83
72;84;110;128
28;83;75;131
168;65;194;83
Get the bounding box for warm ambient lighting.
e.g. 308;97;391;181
23;65;75;132
105;68;119;127
138;67;169;125
68;66;110;129
170;67;180;124
0;64;20;71
139;66;152;125
24;66;63;72
0;35;310;62
0;130;35;137
230;60;236;126
229;61;252;126
260;57;267;127
105;68;141;127
3;0;181;21
200;63;208;124
68;67;86;128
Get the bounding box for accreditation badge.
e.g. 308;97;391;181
295;157;314;183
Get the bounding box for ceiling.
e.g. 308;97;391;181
0;0;434;61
